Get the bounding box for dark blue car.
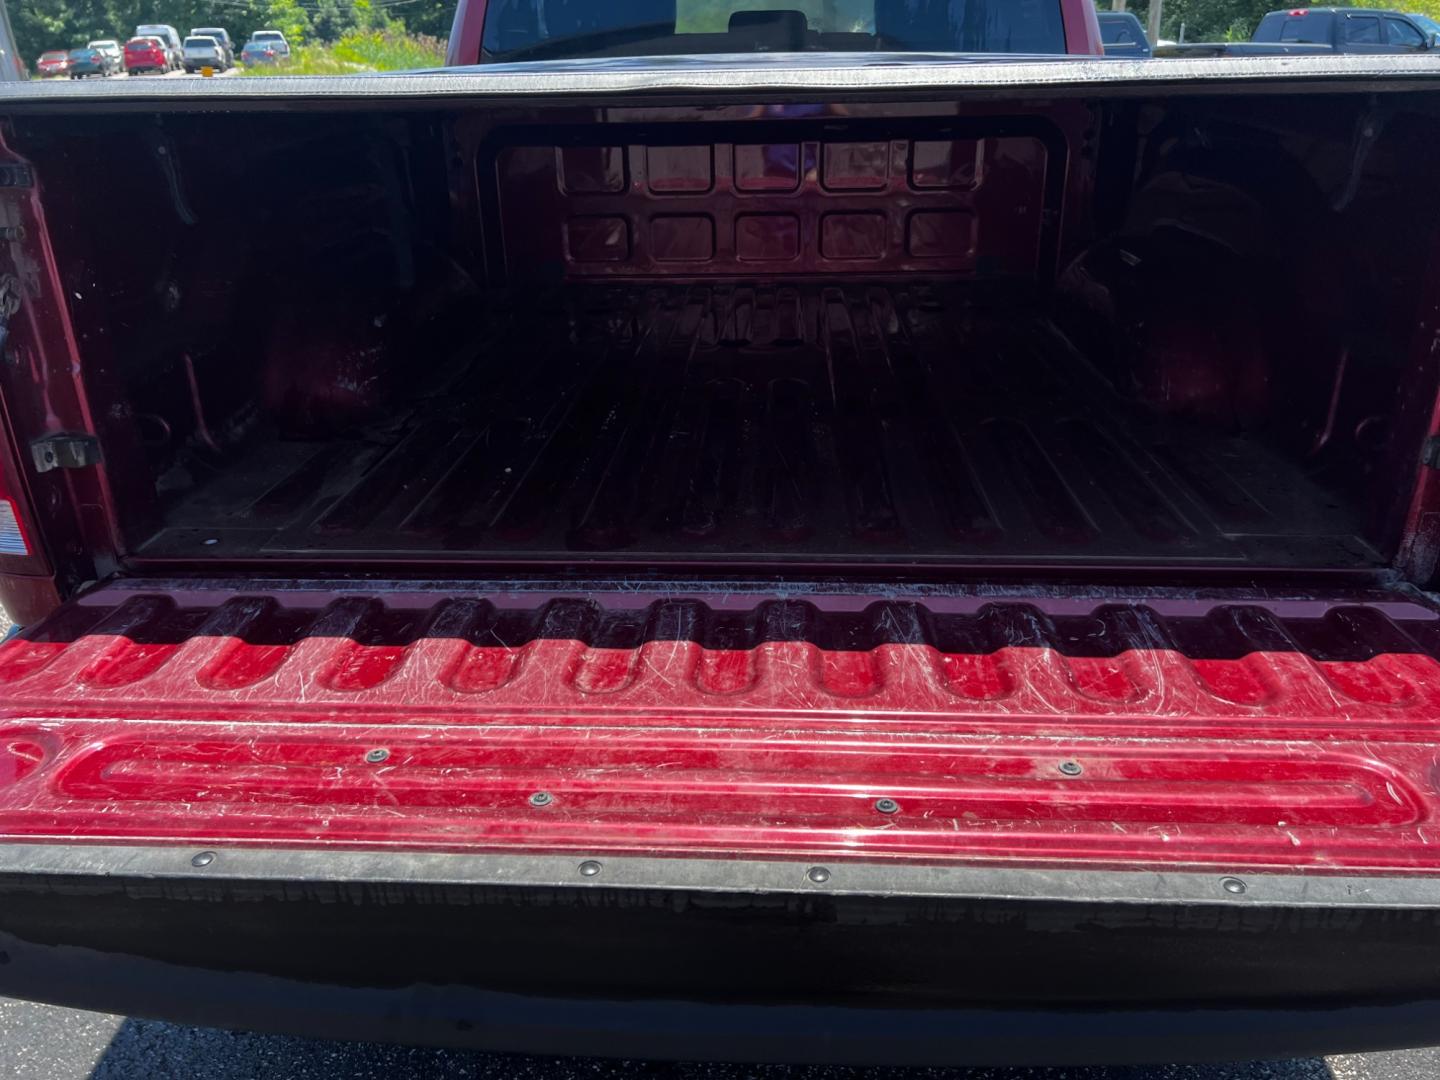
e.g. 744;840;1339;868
65;46;119;77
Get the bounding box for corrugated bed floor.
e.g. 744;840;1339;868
142;282;1379;567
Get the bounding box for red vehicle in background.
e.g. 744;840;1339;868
444;0;1103;62
122;36;170;74
34;50;69;77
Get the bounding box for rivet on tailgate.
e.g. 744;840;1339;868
874;798;900;814
1221;877;1248;895
578;860;602;878
806;866;831;884
190;851;216;868
1058;761;1083;777
529;791;554;808
364;748;391;764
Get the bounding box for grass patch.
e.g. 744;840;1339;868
240;30;445;75
333;30;446;68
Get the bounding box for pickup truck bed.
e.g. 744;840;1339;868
3;57;1440;1061
143;282;1374;568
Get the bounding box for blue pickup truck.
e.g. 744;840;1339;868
1158;6;1440;55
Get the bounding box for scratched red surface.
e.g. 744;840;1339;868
3;581;1440;872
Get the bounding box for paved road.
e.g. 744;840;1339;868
0;997;1436;1080
43;67;239;82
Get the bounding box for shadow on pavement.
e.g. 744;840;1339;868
86;1019;1339;1080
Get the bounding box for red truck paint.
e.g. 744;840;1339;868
0;60;1439;1060
3;579;1440;872
444;0;1105;64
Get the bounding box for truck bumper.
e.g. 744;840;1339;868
3;844;1440;1065
5;578;1440;1059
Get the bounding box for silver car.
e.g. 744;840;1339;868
182;35;225;73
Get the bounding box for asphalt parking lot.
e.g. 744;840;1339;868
0;996;1437;1079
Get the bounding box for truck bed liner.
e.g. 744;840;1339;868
140;283;1377;569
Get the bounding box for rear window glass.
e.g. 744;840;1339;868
1343;14;1381;42
127;39;159;48
1386;17;1425;45
185;38;216;47
677;0;875;31
480;0;1068;62
1277;16;1327;42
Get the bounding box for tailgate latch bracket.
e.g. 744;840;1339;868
31;433;101;473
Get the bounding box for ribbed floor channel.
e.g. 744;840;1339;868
146;283;1378;568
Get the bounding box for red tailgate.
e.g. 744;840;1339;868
2;577;1440;874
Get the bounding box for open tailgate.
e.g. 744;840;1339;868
0;576;1439;883
5;576;1440;1062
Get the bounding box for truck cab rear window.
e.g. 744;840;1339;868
1278;16;1323;42
1344;14;1381;42
1387;17;1425;46
480;0;1068;61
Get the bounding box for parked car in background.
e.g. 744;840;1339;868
241;39;289;65
135;24;182;69
86;40;124;71
122;36;169;74
188;26;234;67
182;35;226;73
0;1;23;82
1253;6;1437;46
248;29;290;49
1159;6;1439;54
34;50;69;77
65;46;118;78
1097;11;1152;55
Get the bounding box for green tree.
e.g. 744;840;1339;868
351;0;400;33
1146;0;1269;41
312;0;360;41
261;0;313;43
401;0;456;37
